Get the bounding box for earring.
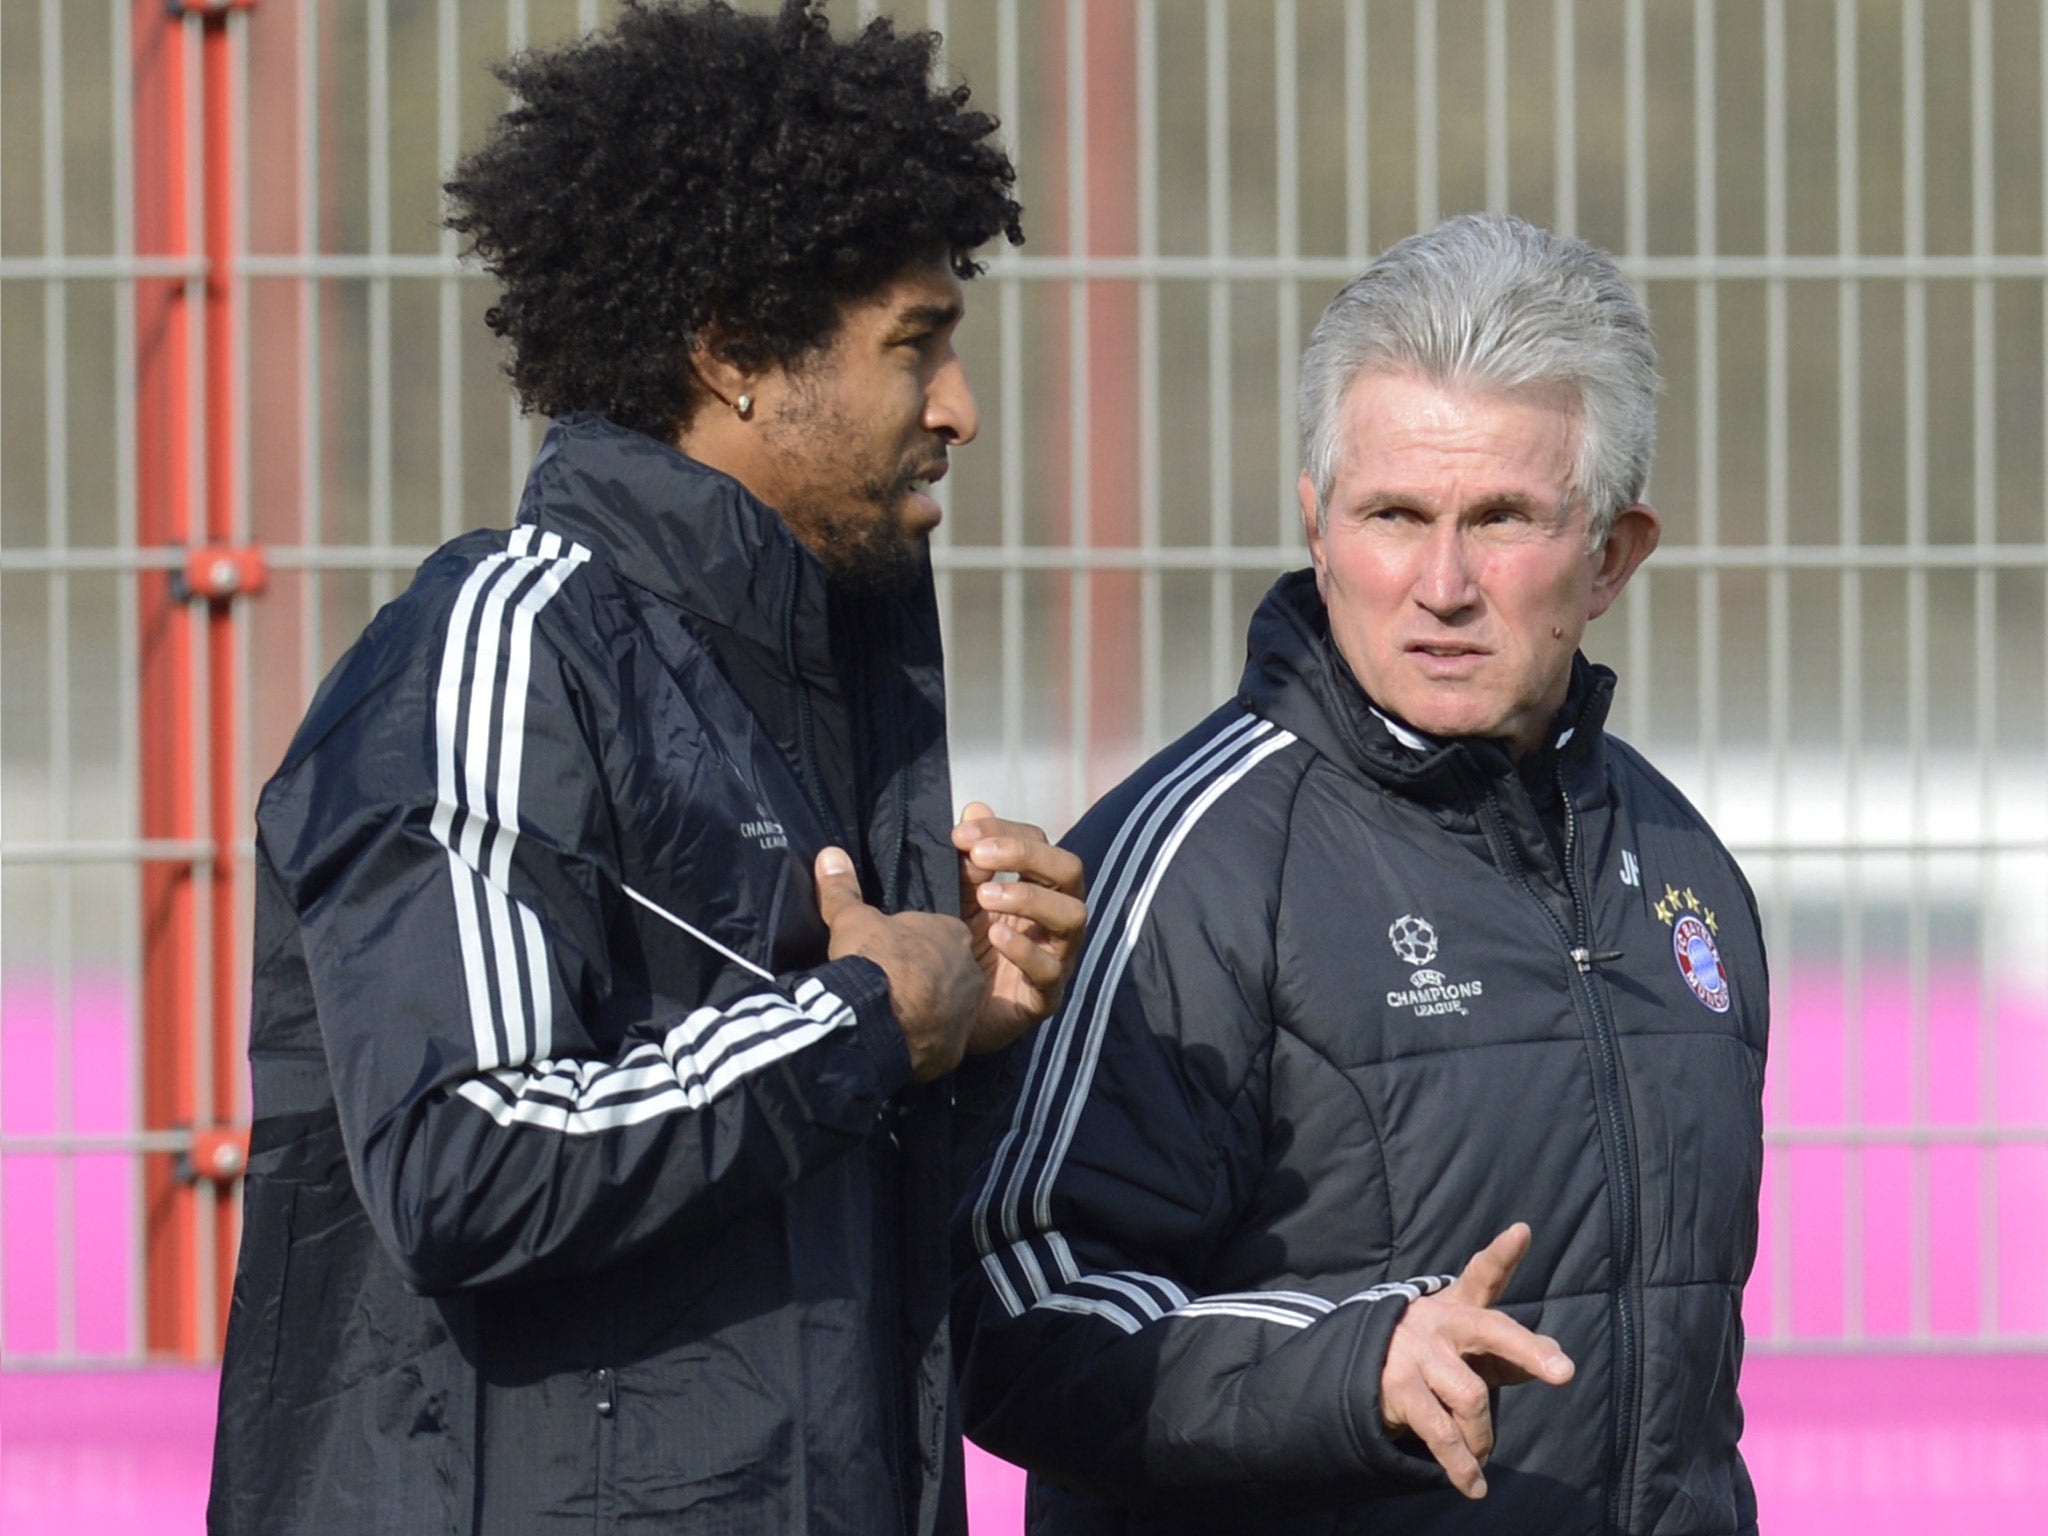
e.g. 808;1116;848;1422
734;393;753;419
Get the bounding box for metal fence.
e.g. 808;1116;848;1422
3;0;2045;1366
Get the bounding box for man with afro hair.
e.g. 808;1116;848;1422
209;5;1083;1533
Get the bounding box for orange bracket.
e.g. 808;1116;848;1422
179;1125;252;1185
179;544;269;603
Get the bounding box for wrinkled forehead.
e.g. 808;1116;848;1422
1332;370;1584;490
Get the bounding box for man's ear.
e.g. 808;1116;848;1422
687;333;752;417
1298;473;1330;595
1587;503;1661;621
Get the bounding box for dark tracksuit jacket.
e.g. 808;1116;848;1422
955;569;1767;1535
211;414;980;1535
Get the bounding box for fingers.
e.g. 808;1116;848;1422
813;847;869;936
953;804;1086;896
977;913;1070;989
1454;1309;1575;1389
1382;1369;1490;1499
970;877;1088;948
1452;1221;1533;1307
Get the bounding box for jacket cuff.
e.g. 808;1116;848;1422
813;956;915;1098
1340;1292;1452;1487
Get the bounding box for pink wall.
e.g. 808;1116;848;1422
5;969;2047;1529
6;1360;2048;1534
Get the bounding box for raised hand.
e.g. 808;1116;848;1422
1378;1223;1575;1499
951;801;1088;1054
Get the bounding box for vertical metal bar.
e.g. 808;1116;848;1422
1901;0;1932;1344
998;0;1023;813
133;0;195;1360
182;1;221;1362
1694;0;1721;820
1835;0;1866;1345
439;0;463;545
927;0;953;649
1275;0;1299;544
1415;0;1438;230
1138;0;1162;757
1485;0;1508;214
197;0;249;1355
300;0;324;699
1064;0;1088;822
1621;0;1650;745
1624;0;1646;257
1969;0;1999;1340
1762;0;1794;1345
506;0;532;502
1552;0;1576;236
1206;0;1232;703
368;0;394;610
228;5;254;1157
41;0;77;1360
0;0;9;1360
113;0;146;1362
2040;0;2048;1346
1345;0;1368;258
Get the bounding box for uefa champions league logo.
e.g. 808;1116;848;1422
1384;914;1481;1018
1387;914;1438;967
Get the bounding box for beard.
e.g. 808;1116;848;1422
755;369;944;597
804;484;930;597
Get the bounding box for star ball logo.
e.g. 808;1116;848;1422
1655;881;1732;1014
1385;914;1483;1018
1387;913;1438;967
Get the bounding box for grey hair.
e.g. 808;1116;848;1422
1298;212;1659;548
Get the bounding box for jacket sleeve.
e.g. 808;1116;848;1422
260;536;913;1293
953;723;1451;1498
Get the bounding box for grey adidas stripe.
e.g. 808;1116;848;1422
973;712;1297;1320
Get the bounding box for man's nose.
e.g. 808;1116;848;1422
925;355;980;446
1414;524;1479;614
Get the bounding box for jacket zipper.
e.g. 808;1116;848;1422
1483;778;1639;1536
784;574;837;838
1555;767;1640;1535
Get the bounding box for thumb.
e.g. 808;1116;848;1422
814;847;867;930
1454;1222;1533;1307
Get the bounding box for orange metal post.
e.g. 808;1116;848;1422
133;0;202;1362
199;3;247;1354
133;0;251;1360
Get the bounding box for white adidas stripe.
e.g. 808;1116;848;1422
455;977;855;1135
429;528;588;1073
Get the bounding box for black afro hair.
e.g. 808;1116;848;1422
444;0;1024;442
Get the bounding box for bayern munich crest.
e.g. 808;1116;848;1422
1654;881;1732;1014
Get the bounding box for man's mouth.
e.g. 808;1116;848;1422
905;455;949;497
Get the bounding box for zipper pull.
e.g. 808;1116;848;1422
594;1366;615;1416
1570;946;1594;973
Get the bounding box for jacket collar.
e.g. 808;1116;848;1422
1238;567;1614;801
514;412;835;687
512;413;955;916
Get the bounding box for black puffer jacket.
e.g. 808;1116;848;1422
956;569;1766;1535
212;414;975;1535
